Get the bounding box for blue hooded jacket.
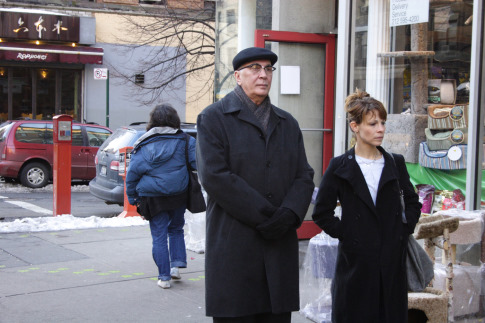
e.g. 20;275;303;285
125;126;197;205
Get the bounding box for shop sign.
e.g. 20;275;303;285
390;0;429;27
4;50;58;62
0;11;79;42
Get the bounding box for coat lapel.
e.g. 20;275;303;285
377;147;399;194
334;148;377;215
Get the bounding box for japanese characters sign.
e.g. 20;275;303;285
390;0;429;27
0;11;80;42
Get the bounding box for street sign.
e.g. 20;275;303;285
94;68;108;80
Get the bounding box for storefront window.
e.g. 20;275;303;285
350;0;473;113
12;68;32;120
61;70;81;120
348;0;477;206
36;68;55;120
0;66;82;121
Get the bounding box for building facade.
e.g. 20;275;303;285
0;0;215;128
214;0;483;211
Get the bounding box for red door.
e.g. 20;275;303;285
255;30;336;239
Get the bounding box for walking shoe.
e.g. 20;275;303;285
157;280;170;289
170;267;181;279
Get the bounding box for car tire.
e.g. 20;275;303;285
20;162;50;188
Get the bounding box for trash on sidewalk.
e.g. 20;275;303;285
299;231;338;323
185;210;206;254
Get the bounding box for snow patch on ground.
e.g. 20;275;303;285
0;183;147;233
0;182;90;193
0;214;148;233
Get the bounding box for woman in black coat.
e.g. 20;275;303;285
312;89;421;323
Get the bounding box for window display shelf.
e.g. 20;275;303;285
377;51;435;58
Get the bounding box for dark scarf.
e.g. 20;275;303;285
234;84;272;132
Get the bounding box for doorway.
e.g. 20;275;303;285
255;30;336;238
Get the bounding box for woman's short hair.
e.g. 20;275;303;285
345;89;387;125
146;104;181;131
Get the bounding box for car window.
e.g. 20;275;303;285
0;121;13;142
45;124;83;146
86;126;111;147
72;126;83;146
15;123;47;144
99;127;140;154
46;124;53;144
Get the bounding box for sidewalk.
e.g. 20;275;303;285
0;225;312;323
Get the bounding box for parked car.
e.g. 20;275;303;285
89;122;197;205
0;119;112;188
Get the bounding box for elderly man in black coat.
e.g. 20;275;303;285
196;47;315;323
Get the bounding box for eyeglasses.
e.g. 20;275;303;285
237;63;276;74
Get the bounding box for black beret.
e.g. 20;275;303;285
232;47;278;71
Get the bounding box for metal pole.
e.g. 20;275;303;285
465;0;484;210
106;70;109;128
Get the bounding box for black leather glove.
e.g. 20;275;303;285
261;205;277;217
256;207;298;240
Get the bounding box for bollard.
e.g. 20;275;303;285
118;146;141;218
53;115;72;216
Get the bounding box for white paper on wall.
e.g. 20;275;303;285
281;66;300;95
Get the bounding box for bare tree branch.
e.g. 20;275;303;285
109;2;215;106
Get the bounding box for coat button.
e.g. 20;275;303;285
355;213;360;220
266;161;271;167
348;155;353;159
266;193;273;199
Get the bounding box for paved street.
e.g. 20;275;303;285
0;185;122;220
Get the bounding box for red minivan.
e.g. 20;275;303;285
0;120;112;188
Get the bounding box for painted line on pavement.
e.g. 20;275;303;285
5;200;52;215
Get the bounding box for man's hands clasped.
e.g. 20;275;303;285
257;207;298;240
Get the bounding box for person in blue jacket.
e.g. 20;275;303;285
126;103;197;289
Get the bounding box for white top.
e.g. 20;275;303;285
355;155;385;205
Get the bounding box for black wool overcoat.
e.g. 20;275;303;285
312;147;421;323
196;91;315;318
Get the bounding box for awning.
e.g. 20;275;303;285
0;42;103;64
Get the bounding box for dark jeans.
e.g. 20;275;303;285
149;205;187;281
213;312;291;323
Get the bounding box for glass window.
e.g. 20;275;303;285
61;70;82;120
350;0;473;114
46;123;53;144
15;123;47;144
12;68;32;120
36;68;55;120
1;67;83;122
72;125;84;146
215;0;238;100
86;126;112;147
0;121;14;142
99;128;138;154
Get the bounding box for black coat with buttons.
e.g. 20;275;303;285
196;91;315;317
312;147;421;323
